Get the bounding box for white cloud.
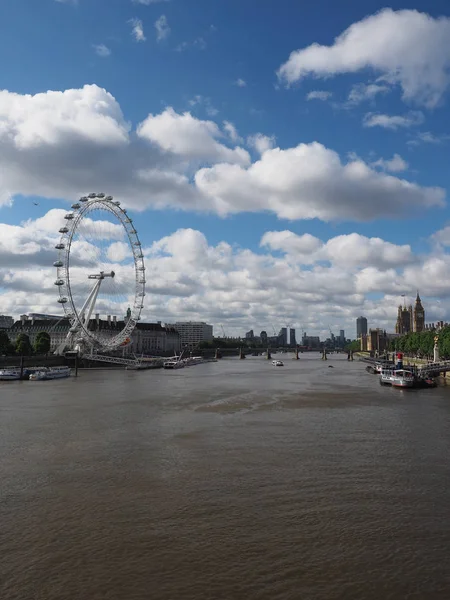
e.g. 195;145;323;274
347;83;389;104
261;230;414;270
106;241;132;262
223;121;243;144
371;154;409;172
0;84;445;222
431;226;450;247
1;216;449;337
363;111;424;130
129;18;146;42
306;90;332;101
234;78;247;87
194;143;444;220
188;95;218;116
175;37;206;52
246;134;276;155
277;8;450;108
0;84;129;150
261;231;322;260
155;15;170;42
137;107;250;165
93;44;111;58
408;131;450;146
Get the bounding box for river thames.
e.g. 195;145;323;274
1;354;450;599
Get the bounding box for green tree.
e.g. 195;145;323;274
0;330;14;355
34;331;51;355
15;333;33;356
344;339;360;352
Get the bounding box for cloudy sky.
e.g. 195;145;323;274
1;0;450;339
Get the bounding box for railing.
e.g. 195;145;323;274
84;354;143;367
417;360;450;373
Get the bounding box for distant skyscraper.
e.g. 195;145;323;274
245;329;254;340
260;331;268;345
340;330;345;344
356;316;368;338
278;327;288;346
289;328;296;346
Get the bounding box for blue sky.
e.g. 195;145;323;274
1;0;450;337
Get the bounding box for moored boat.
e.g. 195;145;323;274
29;366;71;381
380;368;414;388
163;360;185;370
0;369;21;381
272;360;284;367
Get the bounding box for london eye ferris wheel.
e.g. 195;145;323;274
53;193;146;355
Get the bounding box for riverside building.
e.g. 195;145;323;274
166;321;213;350
6;315;180;355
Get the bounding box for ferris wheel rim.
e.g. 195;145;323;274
54;194;146;351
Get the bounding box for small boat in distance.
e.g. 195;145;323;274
380;368;414;388
272;360;284;367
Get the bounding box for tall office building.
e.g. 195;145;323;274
289;328;296;346
278;327;288;346
356;316;368;338
339;330;345;345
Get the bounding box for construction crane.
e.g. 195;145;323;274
220;324;227;338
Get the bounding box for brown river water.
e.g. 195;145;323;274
1;354;450;600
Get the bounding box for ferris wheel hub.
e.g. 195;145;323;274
88;270;116;280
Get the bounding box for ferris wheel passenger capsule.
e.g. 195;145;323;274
54;279;64;286
97;193;105;198
59;227;69;234
106;196;113;201
80;197;88;202
71;203;81;210
54;260;63;267
55;243;65;250
88;193;97;198
113;201;120;206
64;213;74;220
57;297;68;304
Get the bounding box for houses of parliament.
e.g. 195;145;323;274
395;293;425;334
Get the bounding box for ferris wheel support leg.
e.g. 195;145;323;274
78;279;103;327
82;279;103;328
54;331;74;356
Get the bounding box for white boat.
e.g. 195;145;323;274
0;369;21;381
380;368;414;388
163;360;185;370
272;360;284;367
29;366;71;381
183;356;218;367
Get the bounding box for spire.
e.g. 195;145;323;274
416;290;421;303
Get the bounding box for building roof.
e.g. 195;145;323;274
8;318;178;335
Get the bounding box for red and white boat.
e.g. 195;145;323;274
380;368;414;388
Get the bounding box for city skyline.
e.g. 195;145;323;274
0;1;450;338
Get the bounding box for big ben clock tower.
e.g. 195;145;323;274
413;292;425;332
